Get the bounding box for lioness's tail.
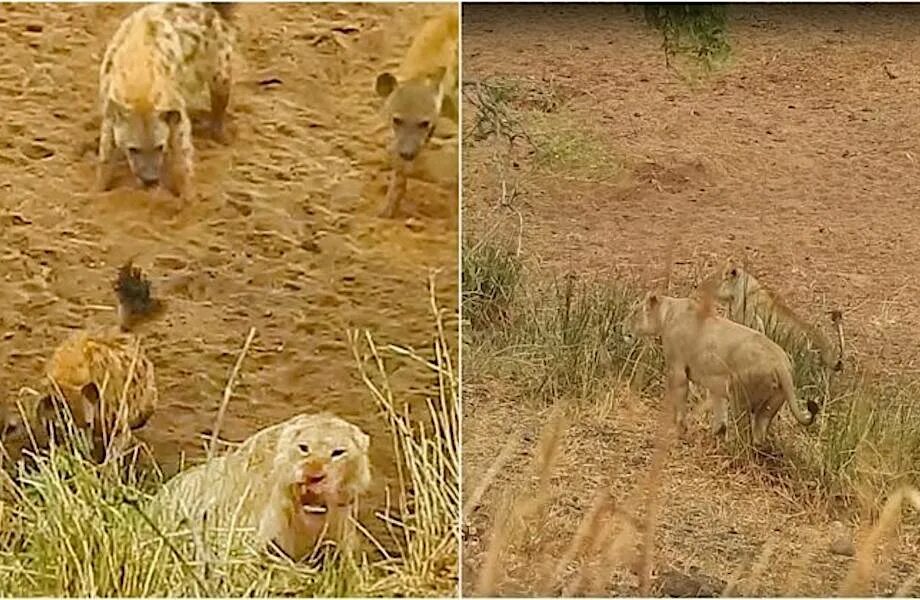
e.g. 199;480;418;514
113;261;165;332
206;2;236;20
779;364;818;426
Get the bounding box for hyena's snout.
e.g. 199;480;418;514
127;149;164;187
395;137;424;161
393;123;433;162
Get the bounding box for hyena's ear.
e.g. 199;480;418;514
106;99;128;120
375;72;398;98
440;93;458;121
428;66;447;87
35;395;60;429
161;109;182;126
0;406;24;438
81;383;100;405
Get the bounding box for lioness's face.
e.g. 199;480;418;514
716;266;742;302
628;292;664;337
274;417;371;512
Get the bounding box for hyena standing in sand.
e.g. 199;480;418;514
375;7;459;218
95;3;236;198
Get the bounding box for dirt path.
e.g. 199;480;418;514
0;2;457;544
462;3;920;595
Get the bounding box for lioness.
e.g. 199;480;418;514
157;412;371;561
713;264;843;372
629;291;818;446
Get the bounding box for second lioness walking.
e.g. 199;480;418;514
629;291;819;447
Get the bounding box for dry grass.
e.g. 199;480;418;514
0;277;458;597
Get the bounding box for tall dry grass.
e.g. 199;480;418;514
0;277;458;597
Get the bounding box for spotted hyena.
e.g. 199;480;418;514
375;7;459;218
95;3;236;198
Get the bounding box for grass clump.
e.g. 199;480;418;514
527;112;620;181
462;234;522;332
463;238;658;404
637;3;731;72
0;282;459;598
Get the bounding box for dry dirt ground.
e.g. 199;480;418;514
0;2;457;547
462;3;920;596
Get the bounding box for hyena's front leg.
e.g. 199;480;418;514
94;120;117;192
163;112;195;199
208;43;232;144
381;159;408;218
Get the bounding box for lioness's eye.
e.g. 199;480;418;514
128;147;140;155
331;448;346;459
298;443;310;454
393;117;403;127
418;120;430;130
155;144;165;153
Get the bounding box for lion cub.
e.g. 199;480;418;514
629;292;819;446
713;264;843;372
95;3;236;198
159;413;371;562
374;7;458;218
0;262;164;462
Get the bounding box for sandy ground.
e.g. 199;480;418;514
0;2;457;546
462;3;920;596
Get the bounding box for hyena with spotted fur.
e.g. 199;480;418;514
95;3;236;198
375;7;459;218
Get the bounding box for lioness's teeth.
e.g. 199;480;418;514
302;505;327;514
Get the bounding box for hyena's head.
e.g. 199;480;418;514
108;101;180;187
375;67;450;161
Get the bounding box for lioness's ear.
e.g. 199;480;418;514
729;268;738;278
375;72;398;98
647;293;659;307
161;109;181;126
347;420;370;453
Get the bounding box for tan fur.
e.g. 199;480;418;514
96;3;235;198
157;413;371;561
0;262;163;462
629;292;819;446
714;264;843;372
375;7;458;218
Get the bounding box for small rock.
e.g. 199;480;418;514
829;520;855;556
657;567;725;597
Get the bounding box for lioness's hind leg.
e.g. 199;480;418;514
752;390;784;446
